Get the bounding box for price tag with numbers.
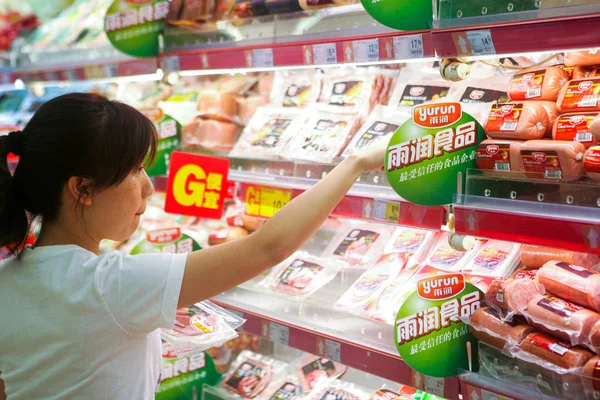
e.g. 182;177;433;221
317;338;342;362
373;200;400;223
393;34;424;59
245;185;292;218
466;30;496;56
352;39;379;62
424;376;444;397
252;48;274;68
313;43;338;65
268;322;290;346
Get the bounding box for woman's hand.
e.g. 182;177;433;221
354;142;387;172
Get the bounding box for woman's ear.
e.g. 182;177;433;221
67;176;95;206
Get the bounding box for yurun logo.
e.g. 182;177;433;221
413;102;462;129
417;273;465;300
147;227;182;244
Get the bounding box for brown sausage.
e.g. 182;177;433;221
470;307;534;350
528;100;558;137
486;278;543;318
558;78;600;113
520;332;593;370
484;102;548;140
538;261;600;312
552;112;600;148
476;139;525;173
520;245;600;270
564;49;600;67
508;67;569;102
582;356;600;393
591;116;600;141
584;145;600;180
520;140;586;181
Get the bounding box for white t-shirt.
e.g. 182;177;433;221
0;245;187;400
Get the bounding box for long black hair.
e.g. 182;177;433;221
0;92;157;257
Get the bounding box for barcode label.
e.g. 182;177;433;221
526;88;541;98
494;162;511;172
550;343;569;355
313;43;337;65
579;96;598;107
576;132;593;142
500;121;518;131
545;169;562;179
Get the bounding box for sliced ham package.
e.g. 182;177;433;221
520;140;586;181
558;78;600;113
387;68;452;110
182;118;241;151
222;351;287;399
383;226;437;267
462;240;522;278
257;376;303;400
476;139;525;174
508;67;569;102
292;354;347;393
422;231;483;272
229;107;309;159
318;67;379;115
484;102;548;140
269;70;323;108
306;379;369;400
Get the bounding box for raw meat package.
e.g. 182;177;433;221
484;102;548;140
182;118;241;151
553;112;600;148
161;301;245;356
469;307;534;351
508;67;569;102
269;70;322;108
197;91;239;121
520;140;586;181
335;253;409;315
564;49;600;67
446;76;510;104
229;107;309;159
462;240;521;278
518;332;593;372
486;278;545;320
520;245;600;270
387;75;451;109
258;376;303;400
236;95;269;125
383;226;437;264
259;252;344;297
558;78;600;113
341;105;410;157
322;221;393;268
293;354;347;392
222;351;287;398
585;145;600;180
306;379;369;400
476;139;525;173
538;261;600;312
282;109;362;163
523;294;600;353
422;231;482;272
318;67;378;115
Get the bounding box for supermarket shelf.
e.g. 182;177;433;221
212;285;458;399
459;371;559;400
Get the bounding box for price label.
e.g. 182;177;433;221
466;30;496;56
325;339;341;362
352;39;379;62
373;200;400;223
65;69;79;81
161;55;181;72
252;48;274;68
44;71;58;81
313;43;338;65
268;322;290;346
245;185;292;218
424;376;444;397
103;64;117;78
393;34;424;59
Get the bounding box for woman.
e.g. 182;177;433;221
0;93;385;399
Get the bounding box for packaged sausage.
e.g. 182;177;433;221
486;278;545;320
270;70;322;108
222;351;286;398
341;105;410;157
532;100;559;137
281;109;362;163
592;116;600;141
582;356;600;394
520;140;586;181
318;67;379;115
508;67;569;102
422;231;482;272
484;102;548;140
292;354;347;392
538;261;600;312
469;307;534;351
476;139;525;173
584;145;600;180
520;245;600;270
523;294;600;352
259;252;343;297
184;118;240;151
558;78;600;113
552;112;600;148
518;332;593;371
229;107;309;159
462;240;521;278
564;49;600;67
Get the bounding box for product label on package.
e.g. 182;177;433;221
224;361;268;397
252;118;293;148
131;228;202;255
369;389;402;400
529;333;571;356
169;305;217;337
510;70;545;99
275;259;323;292
561;79;600;110
355;121;400;149
393;231;426;253
429;246;466;267
268;382;302;400
301;119;348;154
459;87;509;104
485;103;523;132
283;85;313;108
399;85;449;106
512;267;538;280
301;358;337;389
334;230;380;258
555;113;597;143
473;248;508;269
557;262;597;278
476;142;512;172
328;81;364;107
521;150;563;179
350;273;390;303
538;296;583;318
585;147;600;173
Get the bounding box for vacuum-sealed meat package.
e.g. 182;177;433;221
306;380;369;400
520;140;586;181
484;102;548;140
258;377;303;400
447;76;510;104
469;307;534;351
270;70;322;108
476;139;525;173
422;231;482;272
520;245;600;270
564;49;600;67
518;332;593;372
552;112;600;148
318;67;379;115
236;95;270;126
260;252;344;297
341;105;410;157
462;240;521;278
538;261;600;311
508;67;569;102
282;110;362;163
558;78;600;113
486;278;545;320
182;118;241;151
383;226;437;263
388;78;451;109
229;107;309;159
585;145;600;180
222;351;287;398
293;354;347;392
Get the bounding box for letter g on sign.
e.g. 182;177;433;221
173;164;206;207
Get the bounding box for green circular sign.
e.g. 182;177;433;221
361;0;432;31
105;0;167;58
385;102;485;206
395;274;483;378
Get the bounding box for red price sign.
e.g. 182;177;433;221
165;152;230;219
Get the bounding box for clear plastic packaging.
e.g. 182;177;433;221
468;306;535;352
485;278;546;321
520;245;600;270
269;70;323;108
182;118;241;151
222;350;287;399
446;76;511;104
387;66;452;109
161;301;245;357
260;252;344;298
291;354;347;392
258;375;304;400
462;240;522;278
230;107;309;159
306;379;370;400
236;95;270;126
383;226;437;264
318;67;379;115
537;261;600;312
422;232;482;272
